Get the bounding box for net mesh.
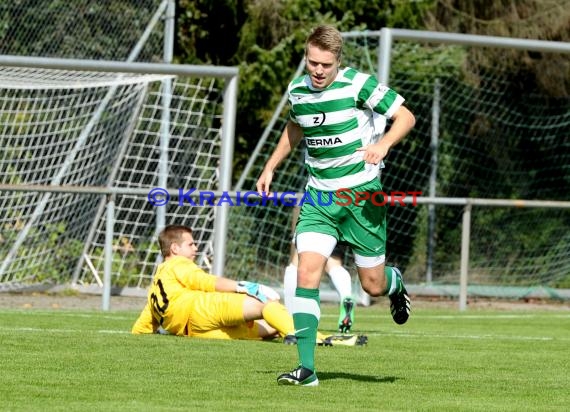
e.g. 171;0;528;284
229;33;570;294
0;67;226;291
0;0;164;62
1;31;568;298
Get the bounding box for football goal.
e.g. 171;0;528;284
0;56;238;294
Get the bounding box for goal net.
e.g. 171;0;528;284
1;31;568;300
229;32;570;299
0;0;165;62
0;64;230;292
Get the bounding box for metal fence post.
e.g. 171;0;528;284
459;203;472;311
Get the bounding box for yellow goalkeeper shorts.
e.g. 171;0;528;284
185;291;250;336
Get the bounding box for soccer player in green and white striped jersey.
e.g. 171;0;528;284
256;25;416;387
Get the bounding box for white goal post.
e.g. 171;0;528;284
0;55;238;307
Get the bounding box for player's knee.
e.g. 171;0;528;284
242;296;265;320
360;278;386;297
362;283;382;297
296;265;321;288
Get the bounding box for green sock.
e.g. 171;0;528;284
292;287;320;372
384;266;403;296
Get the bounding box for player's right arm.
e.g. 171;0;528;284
256;120;303;195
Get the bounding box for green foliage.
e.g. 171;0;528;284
0;223;84;285
387;0;437;29
87;239;161;289
179;0;437;176
391;42;466;83
425;0;570;97
177;0;245;64
0;0;162;60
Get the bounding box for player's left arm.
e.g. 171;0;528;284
178;265;240;293
377;104;416;151
175;259;278;301
358;105;415;164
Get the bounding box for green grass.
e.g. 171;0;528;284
1;303;569;411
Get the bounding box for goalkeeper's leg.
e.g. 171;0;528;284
190;320;278;340
261;300;294;337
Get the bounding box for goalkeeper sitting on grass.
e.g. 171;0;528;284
132;224;293;340
132;224;365;346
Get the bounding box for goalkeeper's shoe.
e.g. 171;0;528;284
338;296;355;333
283;334;297;345
286;332;328;345
389;267;411;325
277;366;319;386
318;334;368;347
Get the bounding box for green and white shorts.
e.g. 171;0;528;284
295;179;387;268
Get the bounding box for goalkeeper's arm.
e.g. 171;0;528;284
213;277;279;303
213;277;242;294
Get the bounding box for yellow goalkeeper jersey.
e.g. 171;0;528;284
132;255;218;336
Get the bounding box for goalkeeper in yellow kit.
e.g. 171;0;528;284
132;224;293;340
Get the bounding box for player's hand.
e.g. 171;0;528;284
256;169;274;196
258;284;280;301
236;281;269;303
355;143;389;165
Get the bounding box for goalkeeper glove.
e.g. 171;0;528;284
236;281;268;303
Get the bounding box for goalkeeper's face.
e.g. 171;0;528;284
173;232;198;261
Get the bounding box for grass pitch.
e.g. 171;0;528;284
1;301;568;411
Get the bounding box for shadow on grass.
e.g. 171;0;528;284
260;370;399;383
317;372;400;383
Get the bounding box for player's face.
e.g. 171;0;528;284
305;44;339;90
173;232;198;261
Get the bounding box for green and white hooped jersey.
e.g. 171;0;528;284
288;66;404;191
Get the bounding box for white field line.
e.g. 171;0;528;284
320;313;570;319
11;312;567;320
0;311;134;320
2;326;569;342
3;312;569;341
363;331;568;341
0;326;130;334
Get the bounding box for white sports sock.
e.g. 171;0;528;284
327;265;352;301
357;280;371;307
283;264;297;313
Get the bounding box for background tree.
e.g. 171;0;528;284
175;0;435;175
425;0;570;96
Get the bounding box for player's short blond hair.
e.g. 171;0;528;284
158;225;192;258
305;25;343;62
